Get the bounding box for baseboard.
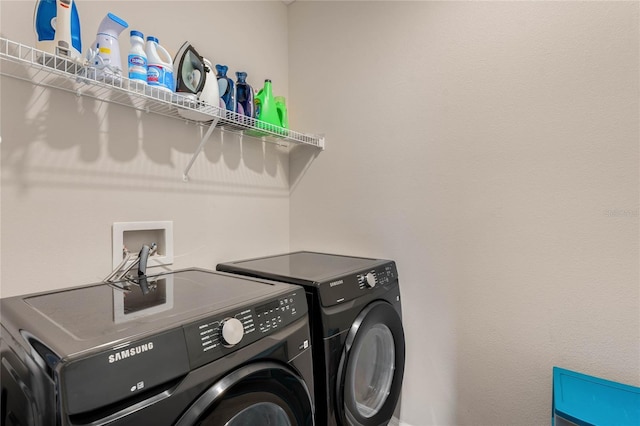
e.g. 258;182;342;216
388;417;413;426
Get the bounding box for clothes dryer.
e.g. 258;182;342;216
217;252;405;426
1;268;314;425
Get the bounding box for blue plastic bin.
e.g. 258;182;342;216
552;366;640;426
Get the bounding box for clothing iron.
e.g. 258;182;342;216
34;0;83;65
173;42;220;122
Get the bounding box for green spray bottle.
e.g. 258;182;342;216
254;79;281;132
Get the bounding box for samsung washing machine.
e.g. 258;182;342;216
0;268;314;425
217;252;405;426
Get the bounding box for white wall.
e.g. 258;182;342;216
1;1;292;297
288;2;639;425
2;1;638;425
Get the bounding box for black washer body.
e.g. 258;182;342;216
217;251;405;426
1;268;314;426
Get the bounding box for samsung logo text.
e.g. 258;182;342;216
329;280;344;287
109;342;154;363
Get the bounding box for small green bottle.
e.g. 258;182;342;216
275;96;289;136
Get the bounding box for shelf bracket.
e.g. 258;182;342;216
182;118;219;182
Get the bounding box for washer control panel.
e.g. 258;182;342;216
320;261;398;307
356;264;396;289
183;290;305;369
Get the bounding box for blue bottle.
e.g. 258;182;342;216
216;65;235;112
235;71;254;118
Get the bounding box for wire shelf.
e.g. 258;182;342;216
0;37;325;151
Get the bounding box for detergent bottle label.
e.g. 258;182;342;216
147;65;164;86
163;70;174;91
128;54;147;82
148;65;174;91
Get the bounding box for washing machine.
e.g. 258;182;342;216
0;268;314;425
217;252;405;426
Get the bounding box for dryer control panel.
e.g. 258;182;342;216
319;261;398;307
183;290;306;369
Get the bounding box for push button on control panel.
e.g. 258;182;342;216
257;295;298;333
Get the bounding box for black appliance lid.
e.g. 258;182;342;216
218;251;391;286
3;269;292;357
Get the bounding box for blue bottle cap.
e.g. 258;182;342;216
147;36;158;43
216;64;229;76
130;30;144;38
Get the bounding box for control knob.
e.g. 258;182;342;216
220;317;244;347
365;272;377;288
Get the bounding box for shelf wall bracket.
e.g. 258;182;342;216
182;117;220;182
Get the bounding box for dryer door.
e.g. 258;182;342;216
175;361;313;426
337;300;405;426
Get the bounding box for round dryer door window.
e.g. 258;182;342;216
351;323;396;417
337;301;405;426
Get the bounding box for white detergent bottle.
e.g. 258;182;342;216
128;30;147;85
146;36;174;92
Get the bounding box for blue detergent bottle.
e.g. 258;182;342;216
216;65;236;112
235;71;254;118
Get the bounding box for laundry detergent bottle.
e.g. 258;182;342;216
216;64;236;112
146;36;174;92
275;96;289;134
128;30;147;85
254;79;281;129
235;71;254;118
